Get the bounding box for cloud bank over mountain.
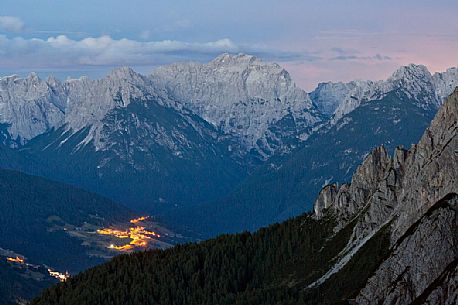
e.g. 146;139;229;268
1;0;456;89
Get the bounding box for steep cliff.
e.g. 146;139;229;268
313;88;458;304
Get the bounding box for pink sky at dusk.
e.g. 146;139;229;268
283;32;458;91
0;0;456;91
274;3;458;90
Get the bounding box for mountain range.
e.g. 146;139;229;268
0;54;456;236
159;60;457;236
310;64;457;119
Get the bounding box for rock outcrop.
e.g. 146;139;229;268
312;88;458;304
0;74;66;145
310;80;376;116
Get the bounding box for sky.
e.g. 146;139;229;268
0;0;457;90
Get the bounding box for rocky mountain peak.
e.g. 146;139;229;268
61;69;161;148
46;75;61;87
209;53;284;74
388;64;437;105
390;64;432;81
313;145;392;220
151;54;320;159
310;80;374;115
433;66;458;101
0;66;165;148
211;53;258;66
314;88;458;225
312;64;457;122
209;53;286;81
108;66;144;82
26;72;41;83
0;74;19;82
0;73;66;144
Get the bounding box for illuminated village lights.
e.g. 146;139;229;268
97;228;130;238
97;217;160;252
6;256;25;264
130;216;149;224
48;269;70;282
6;255;69;282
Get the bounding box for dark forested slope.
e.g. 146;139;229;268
30;213;390;305
0;169;135;305
0;169;133;272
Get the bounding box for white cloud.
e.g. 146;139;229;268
0;34;316;71
0;16;24;32
0;35;241;69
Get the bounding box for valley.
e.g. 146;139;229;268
47;214;177;257
0;214;178;287
0;168;184;305
96;216;173;252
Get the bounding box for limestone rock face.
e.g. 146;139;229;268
310;64;458;122
0;68;160;148
151;53;323;158
310;79;377;116
1;55;324;160
1;59;455;164
313;184;339;217
312;88;458;304
356;194;457;305
0;74;66;145
434;67;458;101
62;67;162;149
64;67;155;133
313;145;393;227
